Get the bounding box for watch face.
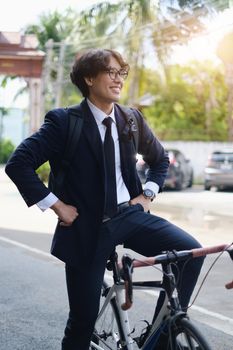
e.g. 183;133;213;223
144;189;154;198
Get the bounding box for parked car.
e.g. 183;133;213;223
136;149;193;190
204;149;233;190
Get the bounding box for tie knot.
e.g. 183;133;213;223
102;117;113;128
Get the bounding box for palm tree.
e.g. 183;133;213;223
70;0;157;104
122;1;157;104
25;9;80;109
25;9;76;49
23;1;229;110
72;0;217;104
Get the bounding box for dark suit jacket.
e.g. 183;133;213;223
5;99;169;267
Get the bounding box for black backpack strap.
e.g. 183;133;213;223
115;103;139;153
50;105;83;195
65;105;84;162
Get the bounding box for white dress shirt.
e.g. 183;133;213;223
37;99;159;211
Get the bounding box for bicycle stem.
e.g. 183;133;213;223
162;262;182;311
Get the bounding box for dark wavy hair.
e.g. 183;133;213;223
70;49;129;97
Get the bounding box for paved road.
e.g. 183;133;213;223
0;238;66;350
0;229;232;350
0;166;233;349
153;185;233;341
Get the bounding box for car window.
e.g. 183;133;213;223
211;152;233;163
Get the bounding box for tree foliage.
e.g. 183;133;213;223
25;9;76;49
21;1;232;141
142;62;228;141
0;139;15;164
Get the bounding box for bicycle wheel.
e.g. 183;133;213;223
169;317;212;350
91;281;130;350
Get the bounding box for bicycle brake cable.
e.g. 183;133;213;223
133;258;168;275
187;243;233;309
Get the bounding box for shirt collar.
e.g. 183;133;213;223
87;98;116;125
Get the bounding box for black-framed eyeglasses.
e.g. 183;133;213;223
104;67;128;81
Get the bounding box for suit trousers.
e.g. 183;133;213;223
61;203;204;350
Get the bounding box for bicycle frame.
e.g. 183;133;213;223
90;282;134;349
90;274;177;350
138;261;186;350
91;243;233;350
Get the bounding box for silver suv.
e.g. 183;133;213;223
204;149;233;190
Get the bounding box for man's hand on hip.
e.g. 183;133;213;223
129;194;152;212
51;200;79;226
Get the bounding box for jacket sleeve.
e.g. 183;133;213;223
5;109;68;207
135;109;170;191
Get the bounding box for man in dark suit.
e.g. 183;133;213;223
5;49;204;350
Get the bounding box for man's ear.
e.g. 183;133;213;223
84;77;93;86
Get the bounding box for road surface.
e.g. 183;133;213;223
0;167;232;349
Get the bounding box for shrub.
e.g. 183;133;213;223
36;161;50;183
0;139;15;163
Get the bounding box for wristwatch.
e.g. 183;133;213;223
143;189;156;201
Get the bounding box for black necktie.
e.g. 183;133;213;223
102;117;118;217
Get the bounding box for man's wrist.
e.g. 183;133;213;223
37;192;59;211
51;199;63;210
143;189;156;201
144;181;159;197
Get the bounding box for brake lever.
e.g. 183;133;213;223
225;247;233;289
225;280;233;289
120;254;134;310
226;246;233;261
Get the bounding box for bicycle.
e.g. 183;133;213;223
90;243;233;350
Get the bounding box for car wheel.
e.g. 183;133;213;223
204;181;211;191
187;173;193;188
175;175;183;190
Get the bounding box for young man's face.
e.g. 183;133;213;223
85;56;128;107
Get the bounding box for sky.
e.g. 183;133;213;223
173;7;233;64
0;0;117;32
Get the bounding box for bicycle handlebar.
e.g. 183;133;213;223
119;243;233;310
191;244;229;258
